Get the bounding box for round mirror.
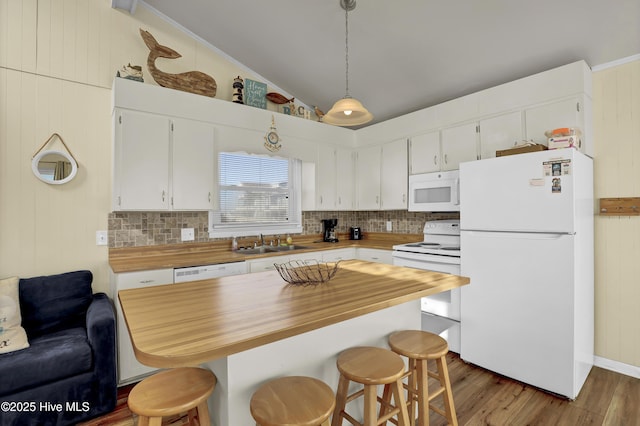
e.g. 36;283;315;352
31;150;78;185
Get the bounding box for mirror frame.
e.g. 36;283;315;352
31;149;78;185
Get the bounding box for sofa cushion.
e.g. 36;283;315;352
19;270;93;338
0;327;93;397
0;276;30;354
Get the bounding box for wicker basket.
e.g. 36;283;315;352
274;259;340;285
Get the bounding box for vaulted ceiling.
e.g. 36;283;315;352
142;0;640;127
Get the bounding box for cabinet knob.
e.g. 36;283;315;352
444;154;448;164
162;190;166;202
433;155;437;165
208;192;211;203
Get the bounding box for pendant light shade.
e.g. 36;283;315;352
324;96;373;126
323;0;373;127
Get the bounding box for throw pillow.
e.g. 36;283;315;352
0;276;30;354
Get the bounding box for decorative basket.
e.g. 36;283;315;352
274;259;341;286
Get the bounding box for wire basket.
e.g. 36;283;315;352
274;259;341;286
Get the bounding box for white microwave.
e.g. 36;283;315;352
408;170;460;212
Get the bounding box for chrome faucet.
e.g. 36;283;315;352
259;234;265;247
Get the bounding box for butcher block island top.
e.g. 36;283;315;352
118;259;469;368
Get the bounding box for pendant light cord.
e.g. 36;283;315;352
344;3;350;98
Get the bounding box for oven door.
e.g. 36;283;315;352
392;251;461;321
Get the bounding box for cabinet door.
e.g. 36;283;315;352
410;131;440;174
381;138;408;210
316;145;336;210
248;257;280;273
115;110;170;210
336;148;355;210
357;248;393;264
322;248;356;262
525;98;583;146
172;118;215;210
355;145;381;210
113;269;173;384
479;111;523;159
441;122;479;170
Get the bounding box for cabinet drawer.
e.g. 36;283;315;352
115;269;174;290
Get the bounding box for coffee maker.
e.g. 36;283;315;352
322;218;339;243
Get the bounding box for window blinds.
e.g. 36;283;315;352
218;152;290;224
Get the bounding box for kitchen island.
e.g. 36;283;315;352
118;259;469;425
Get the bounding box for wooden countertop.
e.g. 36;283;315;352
118;259;469;368
109;232;420;273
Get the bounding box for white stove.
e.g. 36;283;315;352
392;219;462;353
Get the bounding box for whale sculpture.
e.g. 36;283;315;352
140;29;217;98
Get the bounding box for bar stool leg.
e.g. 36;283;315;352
332;374;351;426
416;359;429;426
436;356;457;426
391;378;410;426
364;384;378;425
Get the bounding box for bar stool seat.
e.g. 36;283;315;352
127;367;216;426
388;330;457;426
332;346;410;426
250;376;335;426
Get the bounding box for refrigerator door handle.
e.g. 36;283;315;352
462;230;575;239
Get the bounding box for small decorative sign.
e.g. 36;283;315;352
245;79;267;109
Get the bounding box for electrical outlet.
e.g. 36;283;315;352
96;231;108;246
181;228;195;242
386;221;393;232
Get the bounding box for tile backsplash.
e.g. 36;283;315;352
108;210;459;248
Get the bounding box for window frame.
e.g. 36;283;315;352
208;151;302;239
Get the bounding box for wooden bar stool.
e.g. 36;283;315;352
387;330;457;426
127;367;216;426
250;376;335;426
332;346;410;426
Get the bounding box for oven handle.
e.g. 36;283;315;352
453;176;460;206
392;250;460;265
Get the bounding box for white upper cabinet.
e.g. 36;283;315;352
315;146;354;211
114;110;171;210
478;111;523;159
355;139;408;210
336;148;355;210
381;138;408;210
172;118;215;210
440;122;479;170
355;145;382;210
316;145;337;210
113;109;215;211
409;131;440;174
524;97;589;154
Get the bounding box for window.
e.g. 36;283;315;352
208;152;302;238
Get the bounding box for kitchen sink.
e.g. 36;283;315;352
237;245;309;255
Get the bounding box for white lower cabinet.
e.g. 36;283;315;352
357;248;393;264
247;251;320;273
322;248;356;262
110;268;174;384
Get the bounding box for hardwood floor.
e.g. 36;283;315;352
428;353;640;426
82;354;639;426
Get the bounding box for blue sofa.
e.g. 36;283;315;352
0;271;117;426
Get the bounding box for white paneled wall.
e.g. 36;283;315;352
593;59;640;367
0;0;282;293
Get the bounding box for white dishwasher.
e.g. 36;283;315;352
174;261;247;283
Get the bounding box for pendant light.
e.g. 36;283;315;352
323;0;373;126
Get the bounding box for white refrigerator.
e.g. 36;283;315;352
459;147;593;399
